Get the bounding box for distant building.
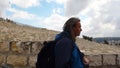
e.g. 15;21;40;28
93;37;120;46
108;40;120;46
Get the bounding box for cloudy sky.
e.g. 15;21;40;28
0;0;120;37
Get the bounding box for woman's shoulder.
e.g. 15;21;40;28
58;37;73;43
55;37;73;49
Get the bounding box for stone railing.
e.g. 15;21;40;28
0;41;120;68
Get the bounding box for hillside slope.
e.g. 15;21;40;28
0;18;120;55
0;18;59;41
76;39;120;55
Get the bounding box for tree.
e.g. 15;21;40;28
104;40;109;44
82;35;93;41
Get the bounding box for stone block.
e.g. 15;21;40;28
1;64;14;68
0;55;5;65
7;55;27;66
117;54;120;67
103;54;116;65
0;42;9;53
31;42;43;54
87;55;102;66
10;41;31;54
29;55;37;67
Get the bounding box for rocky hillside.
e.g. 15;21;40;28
76;39;120;55
0;18;120;55
0;18;59;41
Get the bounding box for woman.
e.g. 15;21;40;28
55;17;89;68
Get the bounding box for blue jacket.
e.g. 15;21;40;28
55;32;84;68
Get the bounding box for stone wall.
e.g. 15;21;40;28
0;41;120;68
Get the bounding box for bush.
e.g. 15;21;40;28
104;40;109;44
82;35;93;41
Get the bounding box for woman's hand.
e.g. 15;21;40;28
83;57;90;65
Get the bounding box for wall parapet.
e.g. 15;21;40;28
0;41;120;68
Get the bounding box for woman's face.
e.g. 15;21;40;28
73;22;82;36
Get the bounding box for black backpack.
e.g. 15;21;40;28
36;40;57;68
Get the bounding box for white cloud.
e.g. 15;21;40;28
10;0;40;8
0;0;10;17
46;0;67;4
65;0;89;16
79;0;120;37
64;0;120;37
52;8;63;14
8;8;38;20
55;0;67;4
42;13;68;31
7;7;68;31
